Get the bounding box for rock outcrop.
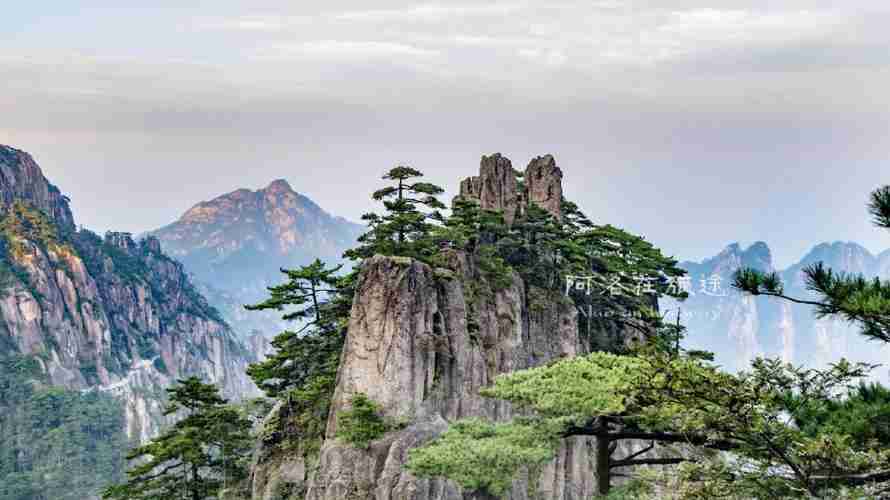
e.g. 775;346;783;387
523;155;563;222
250;156;614;500
458;154;522;224
0;145;259;443
0;145;75;230
458;153;564;224
150;179;364;339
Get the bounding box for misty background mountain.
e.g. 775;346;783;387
145;173;890;378
146;173;890;380
663;241;890;380
148;180;363;339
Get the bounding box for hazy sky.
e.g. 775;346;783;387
3;1;890;268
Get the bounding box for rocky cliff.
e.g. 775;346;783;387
663;241;890;376
0;146;75;230
150;179;364;339
250;155;627;500
0;145;259;443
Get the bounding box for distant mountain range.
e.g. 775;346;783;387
149;180;364;338
664;241;890;379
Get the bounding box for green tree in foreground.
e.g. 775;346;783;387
408;346;890;498
244;259;355;458
344;166;445;263
245;259;344;398
102;377;252;500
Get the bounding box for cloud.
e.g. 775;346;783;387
255;40;441;60
331;3;526;23
517;48;568;66
196;16;314;32
196;3;527;33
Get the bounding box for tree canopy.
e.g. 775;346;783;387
344;166;445;263
244;259;356;459
102;377;253;500
408;346;890;498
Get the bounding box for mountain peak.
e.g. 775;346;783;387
0;144;76;229
265;179;293;193
681;241;774;277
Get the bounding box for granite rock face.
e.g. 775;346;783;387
458;153;564;224
301;253;587;500
523;155;563;222
0;145;260;442
0;146;75;230
459;154;521;225
251;155;614;500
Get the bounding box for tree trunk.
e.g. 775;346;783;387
596;437;612;496
191;463;200;500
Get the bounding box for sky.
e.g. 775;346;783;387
3;1;890;269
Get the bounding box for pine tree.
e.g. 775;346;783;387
244;259;356;458
245;259;344;398
344;166;445;263
102;377;252;500
432;198;505;253
408;343;890;498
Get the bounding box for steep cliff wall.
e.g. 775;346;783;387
0;145;259;443
0;146;75;230
251;155;614;500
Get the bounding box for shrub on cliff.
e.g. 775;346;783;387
335;393;392;449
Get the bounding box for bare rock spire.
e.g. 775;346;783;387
458;153;565;223
524;154;563;221
458;153;521;224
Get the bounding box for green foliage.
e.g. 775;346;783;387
245;259;343;325
0;354;127;500
407;418;561;497
598;478;655;500
432;199;514;289
412;344;890;499
0;202;68;300
344;166;445;264
868;185;890;229
0;238;35;300
0;201;65;258
245;260;355;458
735;262;890;343
480;352;642;419
67;228;225;326
103;377;253;500
335;393;391;448
263;349;339;459
791;382;890;449
496;204;566;289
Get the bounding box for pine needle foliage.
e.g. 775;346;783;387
102;377;253;500
344;166;445;264
244;260;356;459
409;348;890;499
